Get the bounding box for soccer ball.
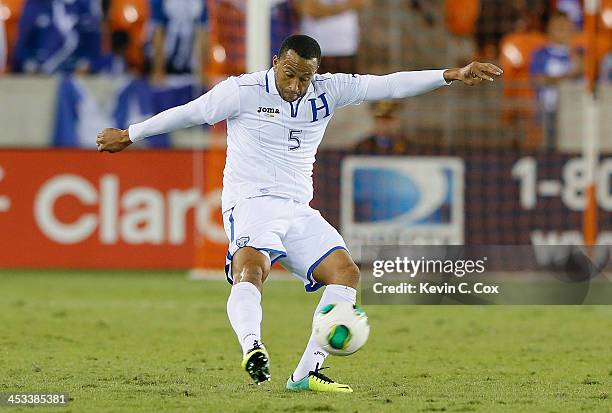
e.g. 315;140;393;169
312;302;370;356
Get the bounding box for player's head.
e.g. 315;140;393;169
273;35;321;102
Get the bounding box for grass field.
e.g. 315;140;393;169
0;271;610;412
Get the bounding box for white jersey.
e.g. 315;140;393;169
200;69;371;212
128;68;450;213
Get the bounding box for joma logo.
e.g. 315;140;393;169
257;107;280;114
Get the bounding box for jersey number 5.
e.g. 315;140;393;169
289;130;302;151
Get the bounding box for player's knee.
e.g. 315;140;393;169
234;260;266;286
232;247;270;287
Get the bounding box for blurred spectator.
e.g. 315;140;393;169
604;0;612;31
406;0;437;27
270;0;298;59
556;0;583;29
207;0;244;79
354;100;409;154
93;29;130;75
498;28;547;149
297;0;369;74
601;52;612;81
445;0;479;66
207;0;297;80
446;0;479;36
12;0;103;74
530;11;583;149
475;0;521;61
475;0;548;62
146;0;208;84
106;0;150;71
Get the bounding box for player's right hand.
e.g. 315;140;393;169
96;128;132;153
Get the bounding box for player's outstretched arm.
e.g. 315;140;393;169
96;77;240;153
96;99;205;153
362;61;503;101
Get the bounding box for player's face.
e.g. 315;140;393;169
273;50;319;102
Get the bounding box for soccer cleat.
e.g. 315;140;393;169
241;341;271;384
286;364;353;393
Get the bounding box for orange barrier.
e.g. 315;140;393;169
194;147;227;270
0;149;227;269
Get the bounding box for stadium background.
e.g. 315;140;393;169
0;0;611;270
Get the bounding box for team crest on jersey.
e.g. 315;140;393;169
236;236;250;248
257;106;280;118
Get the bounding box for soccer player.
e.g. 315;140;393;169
97;34;502;392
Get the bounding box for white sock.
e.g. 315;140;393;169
292;284;357;381
226;282;263;357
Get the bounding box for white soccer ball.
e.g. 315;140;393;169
312;302;370;356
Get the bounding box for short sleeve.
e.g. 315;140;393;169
326;73;371;109
197;77;241;124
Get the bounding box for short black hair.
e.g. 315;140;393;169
278;35;321;63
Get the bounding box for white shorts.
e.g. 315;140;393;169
222;196;348;292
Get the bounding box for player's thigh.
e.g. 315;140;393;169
231;246;271;286
222;197;291;287
281;206;359;290
311;248;360;289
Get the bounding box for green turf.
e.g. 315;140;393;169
0;271;610;412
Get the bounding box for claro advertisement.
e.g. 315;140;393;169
0;150;226;269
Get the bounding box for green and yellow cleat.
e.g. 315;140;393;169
286;364;353;393
241;341;271;385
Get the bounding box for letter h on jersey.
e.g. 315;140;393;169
309;93;330;123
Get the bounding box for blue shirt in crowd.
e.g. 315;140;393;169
148;0;208;74
12;0;102;74
529;45;573;113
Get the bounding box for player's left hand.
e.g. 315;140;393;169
445;62;503;86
